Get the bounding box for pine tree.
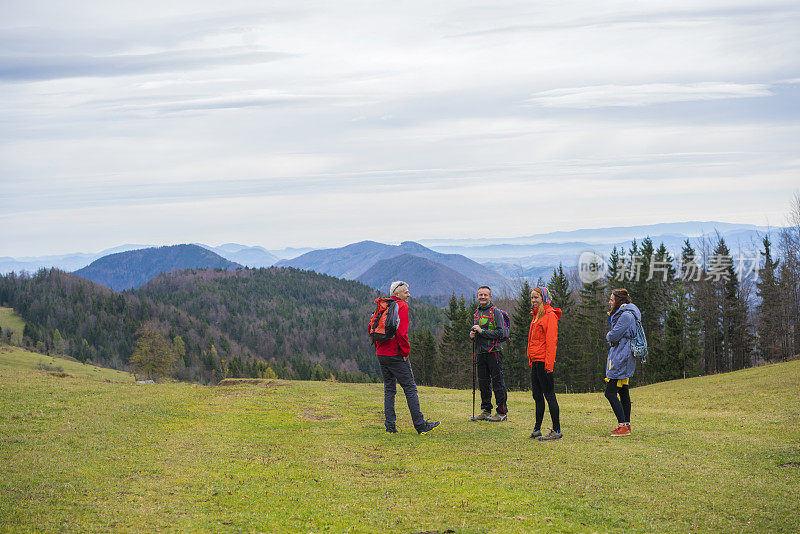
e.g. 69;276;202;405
756;235;784;361
778;193;800;356
575;260;607;392
711;238;752;371
548;265;575;392
606;246;623;287
438;295;473;388
507;281;532;390
410;328;438;386
659;278;701;381
640;242;676;383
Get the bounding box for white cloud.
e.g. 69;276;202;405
525;83;773;109
1;1;799;256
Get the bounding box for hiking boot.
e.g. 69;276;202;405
416;420;441;435
611;424;631;437
537;429;563;441
529;429;542;439
487;412;508;422
474;410;491;421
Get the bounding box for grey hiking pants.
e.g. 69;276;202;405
377;355;426;430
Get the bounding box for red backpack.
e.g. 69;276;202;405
368;298;400;343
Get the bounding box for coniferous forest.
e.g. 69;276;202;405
2;198;799;390
0;267;447;383
410;198;800;392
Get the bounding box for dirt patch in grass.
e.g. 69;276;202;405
37;362;65;373
302;407;335;421
217;378;289;387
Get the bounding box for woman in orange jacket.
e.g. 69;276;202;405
527;286;563;441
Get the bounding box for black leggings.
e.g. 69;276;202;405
531;362;560;432
604;380;631;424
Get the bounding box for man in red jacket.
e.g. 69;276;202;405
376;280;440;435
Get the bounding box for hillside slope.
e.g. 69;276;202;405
1;360;797;532
74;244;241;291
0;346;132;381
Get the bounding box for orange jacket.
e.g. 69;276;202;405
527;304;562;372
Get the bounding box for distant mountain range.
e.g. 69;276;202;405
3;221;784;296
418;221;772;247
0;243;311;274
356;254;480;297
196;243;278;268
0;244;150;274
277;240;508;284
428;226;782;272
68;240;510;297
277;240;508;295
75;244;241;291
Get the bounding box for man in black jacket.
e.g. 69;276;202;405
469;286;509;422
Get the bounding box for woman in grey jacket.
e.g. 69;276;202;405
605;289;640;436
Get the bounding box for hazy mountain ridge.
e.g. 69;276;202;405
0;244;151;274
3;222;782;286
0;243;306;274
418;221;772;247
75;244;241;291
277;240;507;288
196;243;278;268
356;254;480;297
433;228;782;272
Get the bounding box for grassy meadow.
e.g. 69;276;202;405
1;347;798;533
0;307;26;345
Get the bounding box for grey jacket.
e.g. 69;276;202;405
473;303;510;354
605;303;641;379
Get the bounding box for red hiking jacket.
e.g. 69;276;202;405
375;296;410;358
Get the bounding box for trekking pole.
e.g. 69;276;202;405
470;337;477;421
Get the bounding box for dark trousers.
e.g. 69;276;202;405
531;361;560;431
477;351;508;414
604;380;632;424
378;355;426;430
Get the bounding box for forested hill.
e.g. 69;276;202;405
137;267;446;379
74;244;241;291
0;269;247;382
0;267;447;383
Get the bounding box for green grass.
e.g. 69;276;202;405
1;352;798;533
0;346;133;382
0;307;26;345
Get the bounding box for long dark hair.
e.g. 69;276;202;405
610;288;632;315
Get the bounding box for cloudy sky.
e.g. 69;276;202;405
2;0;799;256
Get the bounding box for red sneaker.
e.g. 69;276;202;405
611;424;631;436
